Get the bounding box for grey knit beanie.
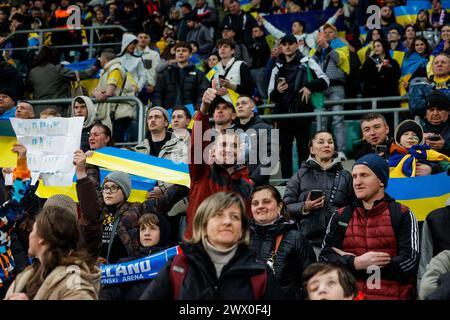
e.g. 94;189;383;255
104;171;132;200
43;194;77;216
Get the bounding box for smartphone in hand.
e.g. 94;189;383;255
310;190;324;201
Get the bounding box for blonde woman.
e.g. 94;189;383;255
140;192;281;300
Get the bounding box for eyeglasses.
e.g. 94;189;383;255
102;185;120;194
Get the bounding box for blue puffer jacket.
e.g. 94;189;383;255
408;76;450;117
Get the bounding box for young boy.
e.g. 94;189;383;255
302;263;363;300
389;120;450;177
99;213;171;300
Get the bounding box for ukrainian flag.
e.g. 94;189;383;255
389;50;405;68
0;118;17;168
86;147;190;188
189;53;205;72
386;172;450;221
394;1;431;26
399;52;429;106
35;169;157;203
65;58;100;96
330;38;350;75
99;169;156;203
167;104;196;130
240;0;253;12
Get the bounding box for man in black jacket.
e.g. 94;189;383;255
420;91;450;157
268;34;329;178
249;26;270;102
235;95;274;186
354;112;393;160
220;0;257;47
153;41;209;110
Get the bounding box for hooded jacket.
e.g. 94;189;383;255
118;33;147;91
249;217;316;299
7;262;101;300
283;154;353;245
70;96;97;152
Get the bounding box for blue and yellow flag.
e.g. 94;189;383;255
35;168;157;203
86;147;190;188
389;145;450;178
65;58;100;96
394;1;431;26
240;0;253;12
0;118;17;168
189;53;205;72
330;38;350;75
399;52;429;106
386;172;450;221
100;169;156;203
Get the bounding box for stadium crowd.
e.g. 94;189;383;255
0;0;450;301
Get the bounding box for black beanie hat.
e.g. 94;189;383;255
426;90;450;111
395;120;423;146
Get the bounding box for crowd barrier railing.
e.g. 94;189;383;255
27;96;144;146
258;95;409;129
1;25;127;58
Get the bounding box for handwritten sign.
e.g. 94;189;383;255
10;117;84;187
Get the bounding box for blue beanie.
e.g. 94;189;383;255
354;154;389;187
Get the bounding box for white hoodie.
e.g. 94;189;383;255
118;33;147;91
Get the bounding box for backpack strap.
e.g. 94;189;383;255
388;201;403;235
335;204;354;246
105;211;122;264
170;255;190;300
250;271;267;300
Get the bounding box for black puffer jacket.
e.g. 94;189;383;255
152;63;209;110
283;155;354;246
139;242;281;300
249;217;316;299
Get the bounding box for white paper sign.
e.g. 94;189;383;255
10;117;84;187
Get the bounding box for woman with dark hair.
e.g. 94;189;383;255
140;192;281;300
5;206;101;300
401;36;432;93
283;131;353;253
403;24;416;51
360;39;401;130
358;28;385;65
250;185;316;299
414;9;437;48
26;46;99;115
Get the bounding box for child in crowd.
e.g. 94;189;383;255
389;120;450;177
100;213;171;300
301;263;364;300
